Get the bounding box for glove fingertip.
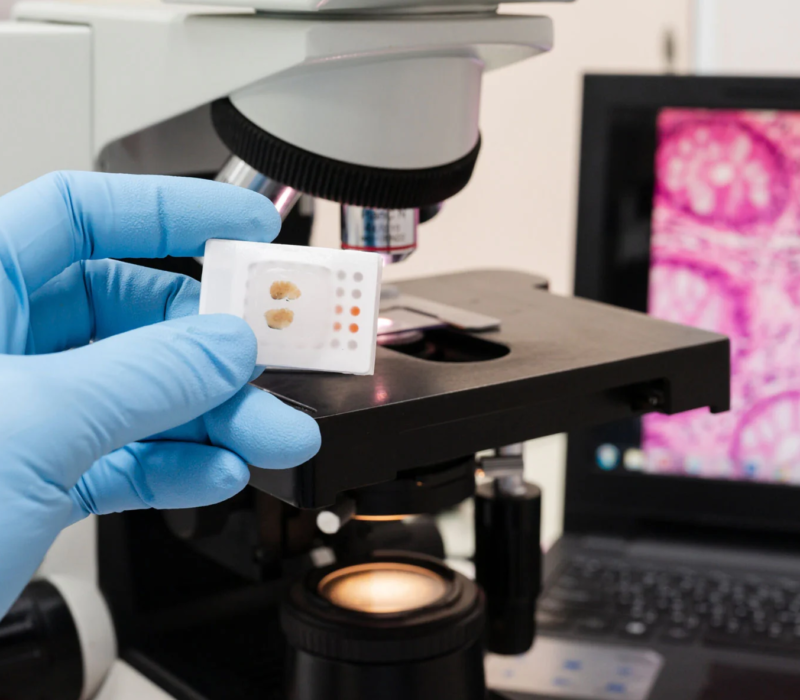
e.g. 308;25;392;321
205;386;322;470
252;402;321;469
292;411;322;461
208;449;251;498
249;364;266;382
217;183;282;243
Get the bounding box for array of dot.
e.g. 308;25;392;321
332;270;365;350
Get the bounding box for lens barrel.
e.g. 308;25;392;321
281;552;486;700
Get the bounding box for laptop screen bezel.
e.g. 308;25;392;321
567;74;800;539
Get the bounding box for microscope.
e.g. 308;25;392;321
0;1;730;699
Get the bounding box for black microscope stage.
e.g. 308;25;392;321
250;270;730;509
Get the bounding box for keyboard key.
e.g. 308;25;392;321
709;615;726;630
752;619;768;634
661;625;698;644
725;619;742;635
704;624;745;649
539;598;567;614
554;558;800;657
768;622;785;640
555;575;582;590
776;611;795;625
537;611;570;632
630;609;659;625
685;615;700;630
616;592;635;607
550;587;606;609
576;616;612;635
619;620;652;640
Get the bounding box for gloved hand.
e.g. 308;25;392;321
0;172;321;617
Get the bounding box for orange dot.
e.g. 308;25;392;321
335;305;343;314
333;322;342;331
351;306;361;317
349;323;359;333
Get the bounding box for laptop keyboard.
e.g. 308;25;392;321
538;556;800;656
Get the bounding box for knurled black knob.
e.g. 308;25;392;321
211;97;481;210
474;480;542;655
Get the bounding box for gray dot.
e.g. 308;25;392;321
352;289;362;299
331;339;340;348
337;270;346;280
336;288;345;297
354;272;363;282
348;340;358;350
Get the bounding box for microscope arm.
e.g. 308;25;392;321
0;22;91;195
9;2;551;178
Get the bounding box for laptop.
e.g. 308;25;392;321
487;75;800;700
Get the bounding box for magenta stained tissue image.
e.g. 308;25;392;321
644;108;800;484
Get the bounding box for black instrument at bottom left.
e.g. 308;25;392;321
0;580;83;700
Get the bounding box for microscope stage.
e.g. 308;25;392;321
250;270;729;508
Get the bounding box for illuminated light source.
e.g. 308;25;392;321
281;552;486;700
352;514;409;522
318;562;448;614
377;317;393;331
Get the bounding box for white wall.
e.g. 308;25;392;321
315;0;692;547
695;0;800;74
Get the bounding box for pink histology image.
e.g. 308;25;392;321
644;108;800;484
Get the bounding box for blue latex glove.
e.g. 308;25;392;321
0;172;321;617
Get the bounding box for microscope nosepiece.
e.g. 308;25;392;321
211;98;480;210
341;206;418;264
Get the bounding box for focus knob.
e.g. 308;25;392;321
0;577;116;700
0;580;83;700
474;479;542;655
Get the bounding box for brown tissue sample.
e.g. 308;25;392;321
265;308;295;330
270;281;302;301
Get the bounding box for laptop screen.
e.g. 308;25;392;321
570;76;800;532
598;107;800;486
